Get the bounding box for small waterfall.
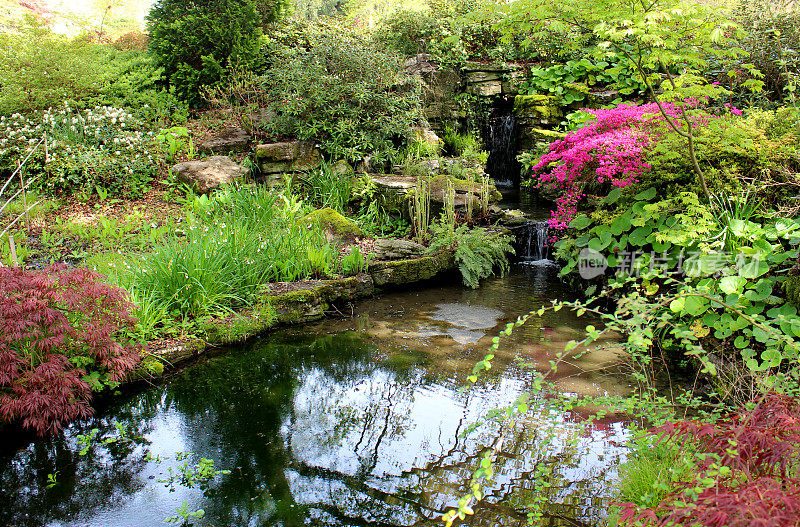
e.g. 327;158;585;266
484;110;521;189
513;219;552;263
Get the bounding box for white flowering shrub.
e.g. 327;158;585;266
0;102;158;197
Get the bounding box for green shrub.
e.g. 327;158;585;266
0;23;109;114
728;0;800;105
374;1;537;63
253;23;425;163
374;8;447;57
428;222;514;288
146;0;273;107
643;109;800;207
102;49;189;126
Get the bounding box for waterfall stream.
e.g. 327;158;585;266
484;112;521;189
511;219;553;263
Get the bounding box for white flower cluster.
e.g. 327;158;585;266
1;103;153;159
0;102;157;192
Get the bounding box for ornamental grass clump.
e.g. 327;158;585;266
104;185;341;320
0;265;140;436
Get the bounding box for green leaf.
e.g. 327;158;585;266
719;276;747;294
670;297;685;312
739;257;770;279
683;296;708;316
628;226;652;246
569;214;591;230
603;188;624;204
634;187;657;201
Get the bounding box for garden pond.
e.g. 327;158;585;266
1;264;634;527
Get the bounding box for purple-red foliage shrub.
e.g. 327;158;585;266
533;102;717;231
0;265;141;436
617;393;800;526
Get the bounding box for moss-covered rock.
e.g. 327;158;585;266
265;275;375;324
513;94;563;120
369;250;456;286
305;208;365;242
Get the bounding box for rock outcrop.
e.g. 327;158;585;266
172;156;248;194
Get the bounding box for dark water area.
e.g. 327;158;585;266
484;110;521;190
0;266;632;527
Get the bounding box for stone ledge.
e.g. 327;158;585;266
133;252;455;382
369;251;456;287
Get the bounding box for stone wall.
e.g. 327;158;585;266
408;56;565;153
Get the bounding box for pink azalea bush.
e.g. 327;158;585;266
533;102;717;230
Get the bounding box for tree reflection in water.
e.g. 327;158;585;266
0;329;630;527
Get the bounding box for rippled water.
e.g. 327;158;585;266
0;265;633;527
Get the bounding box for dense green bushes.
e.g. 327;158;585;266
374;0;536;64
0;24;109;114
251;24;425;163
146;0;270;107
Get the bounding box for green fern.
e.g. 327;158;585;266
429;223;515;288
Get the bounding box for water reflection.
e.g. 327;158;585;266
0;267;632;527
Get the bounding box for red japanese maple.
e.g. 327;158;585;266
617;394;800;526
0;265;141;435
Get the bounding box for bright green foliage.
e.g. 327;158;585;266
0;24;109;114
146;0;268;107
154;126;194;164
612;434;697;514
520;55;648;105
102;50;189;126
642;109;800;206
428;222;514;288
0;23;184;120
558;187;800;403
96;186;342;320
255;23;425;163
374;0;537;63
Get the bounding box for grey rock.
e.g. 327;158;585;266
172;156;248;194
373;238;427;260
256;140;321;174
196;127;250;154
404;53;440;75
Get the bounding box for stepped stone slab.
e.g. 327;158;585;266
256;140;321;174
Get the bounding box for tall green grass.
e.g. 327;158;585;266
89;185;342;323
300;160;353;212
607;434;696;525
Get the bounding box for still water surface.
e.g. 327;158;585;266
1;265;633;527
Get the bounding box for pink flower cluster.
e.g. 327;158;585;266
534;102;718;230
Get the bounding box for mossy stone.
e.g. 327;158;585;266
369;250;456;286
513;94;563;120
305;208;365;241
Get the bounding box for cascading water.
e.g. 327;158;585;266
524;219;550;261
484;108;521;189
511;219;553;263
